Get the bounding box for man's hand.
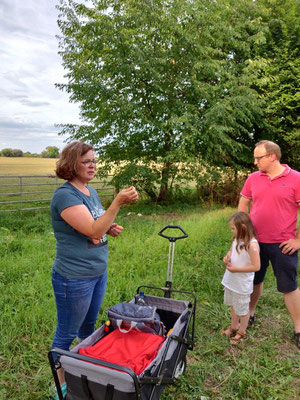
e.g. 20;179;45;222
279;238;300;255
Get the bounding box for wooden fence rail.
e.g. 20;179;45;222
0;175;114;212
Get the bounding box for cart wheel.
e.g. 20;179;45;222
174;357;186;379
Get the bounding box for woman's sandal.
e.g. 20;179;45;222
221;326;238;338
230;330;247;345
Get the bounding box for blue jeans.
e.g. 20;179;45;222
51;269;107;362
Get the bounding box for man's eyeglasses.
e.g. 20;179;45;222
81;159;97;166
254;153;271;162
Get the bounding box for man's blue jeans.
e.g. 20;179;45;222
51;269;107;362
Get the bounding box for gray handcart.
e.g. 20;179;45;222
49;225;196;400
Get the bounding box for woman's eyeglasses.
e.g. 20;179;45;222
81;159;97;166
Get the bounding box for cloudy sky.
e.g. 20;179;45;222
0;0;81;154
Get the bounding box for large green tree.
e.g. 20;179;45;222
57;0;268;200
248;0;300;169
41;146;60;158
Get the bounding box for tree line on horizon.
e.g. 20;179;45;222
0;146;60;159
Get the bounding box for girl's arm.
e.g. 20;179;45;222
226;242;260;273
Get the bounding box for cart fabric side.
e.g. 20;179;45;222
53;294;194;400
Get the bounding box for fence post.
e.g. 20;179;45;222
20;176;23;211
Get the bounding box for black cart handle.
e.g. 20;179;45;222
158;225;188;242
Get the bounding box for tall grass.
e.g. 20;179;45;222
0;204;299;400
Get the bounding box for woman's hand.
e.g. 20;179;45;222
107;223;123;237
91;223;123;242
115;186;138;206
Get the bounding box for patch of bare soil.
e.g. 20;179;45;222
253;315;300;357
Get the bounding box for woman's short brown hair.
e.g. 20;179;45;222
55;141;94;180
255;140;281;160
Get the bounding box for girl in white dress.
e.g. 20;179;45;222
221;212;260;345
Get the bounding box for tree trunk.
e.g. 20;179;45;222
157;161;170;202
157;131;172;202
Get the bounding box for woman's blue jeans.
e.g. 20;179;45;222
51;269;107;362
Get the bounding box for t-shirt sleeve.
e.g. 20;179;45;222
240;176;252;199
52;187;83;214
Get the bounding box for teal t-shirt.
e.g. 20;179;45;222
51;182;108;279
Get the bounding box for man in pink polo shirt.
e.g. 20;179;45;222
238;140;300;349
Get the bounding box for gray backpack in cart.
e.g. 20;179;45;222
107;302;165;336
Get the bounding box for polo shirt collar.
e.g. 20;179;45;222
259;164;290;178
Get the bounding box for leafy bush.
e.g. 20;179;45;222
110;163;160;201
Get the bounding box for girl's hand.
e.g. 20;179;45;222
107;223;123;237
226;263;238;272
223;255;230;264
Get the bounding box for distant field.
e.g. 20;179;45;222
0;157;114;211
0;157;57;176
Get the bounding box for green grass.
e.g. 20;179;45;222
0;204;299;400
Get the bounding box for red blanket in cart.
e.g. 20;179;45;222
78;329;165;375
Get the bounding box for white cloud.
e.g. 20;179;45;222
0;0;81;153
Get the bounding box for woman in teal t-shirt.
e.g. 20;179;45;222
50;141;138;394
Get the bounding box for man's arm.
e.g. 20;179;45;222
279;202;300;254
238;196;251;214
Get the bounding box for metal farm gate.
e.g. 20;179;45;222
0;175;114;212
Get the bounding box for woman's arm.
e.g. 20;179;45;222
226;242;260;273
60;186;138;238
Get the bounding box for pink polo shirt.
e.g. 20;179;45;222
240;165;300;243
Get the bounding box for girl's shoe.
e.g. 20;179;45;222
230;331;247;345
248;315;255;327
294;332;300;349
52;382;67;400
221;326;238;338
